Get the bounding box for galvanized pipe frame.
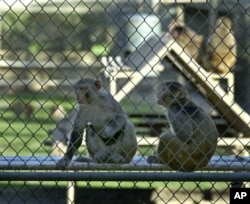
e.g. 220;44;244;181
0;172;250;182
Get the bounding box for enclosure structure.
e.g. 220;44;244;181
1;0;250;204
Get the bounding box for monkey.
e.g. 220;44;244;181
56;78;137;168
200;16;237;74
168;20;204;61
10;101;34;119
50;104;66;119
147;81;218;171
168;18;237;74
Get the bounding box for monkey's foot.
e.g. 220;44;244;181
56;157;70;170
110;153;126;164
94;151;108;163
147;155;158;163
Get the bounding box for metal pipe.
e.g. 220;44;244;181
1;172;250;182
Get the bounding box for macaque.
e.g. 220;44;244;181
56;78;137;168
50;104;66;119
148;81;218;171
201;17;237;74
169;18;237;74
10;101;34;119
168;20;204;61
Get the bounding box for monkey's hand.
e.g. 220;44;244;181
94;150;108;163
56;157;71;170
102;117;126;140
102;125;117;139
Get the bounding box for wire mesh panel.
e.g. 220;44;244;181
1;0;250;203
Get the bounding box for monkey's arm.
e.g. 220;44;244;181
171;112;193;143
65;128;84;160
102;115;127;139
56;128;83;169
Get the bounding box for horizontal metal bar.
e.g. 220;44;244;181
1;172;250;182
1;155;250;171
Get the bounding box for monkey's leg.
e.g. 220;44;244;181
158;133;191;159
65;129;83;160
86;132;110;163
158;133;200;171
109;122;137;164
56;129;83;169
147;132;174;163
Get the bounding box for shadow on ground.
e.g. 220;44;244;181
0;186;155;204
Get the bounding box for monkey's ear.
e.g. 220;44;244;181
95;80;102;90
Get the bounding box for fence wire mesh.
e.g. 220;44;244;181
1;0;250;203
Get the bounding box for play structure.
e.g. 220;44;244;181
101;33;250;138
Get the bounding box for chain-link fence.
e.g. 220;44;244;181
1;0;250;203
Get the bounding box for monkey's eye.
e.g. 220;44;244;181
176;26;184;33
77;85;88;92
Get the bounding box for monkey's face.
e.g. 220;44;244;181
156;82;186;107
168;20;185;39
74;84;91;105
156;85;173;106
74;79;102;105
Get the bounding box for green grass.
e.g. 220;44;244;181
0;93;75;156
121;97;162;114
91;43;110;56
74;180;229;191
0;94;162;157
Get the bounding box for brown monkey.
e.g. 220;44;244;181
56;78;137;168
50;104;66;119
168;20;204;61
10;101;34;119
147;81;218;171
201;17;237;74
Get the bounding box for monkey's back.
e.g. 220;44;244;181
206;18;237;73
166;104;218;171
183;108;218;171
